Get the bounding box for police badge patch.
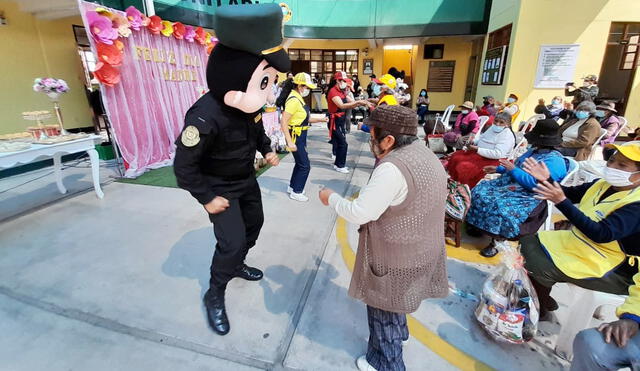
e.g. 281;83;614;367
181;126;200;147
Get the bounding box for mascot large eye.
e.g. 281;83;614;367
260;75;269;90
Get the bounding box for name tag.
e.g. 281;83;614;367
254;113;262;123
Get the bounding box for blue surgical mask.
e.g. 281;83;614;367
420;91;426;96
595;110;606;118
507;97;516;103
575;111;589;120
372;84;381;97
491;125;506;133
552;99;560;105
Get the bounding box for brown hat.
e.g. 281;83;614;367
596;101;617;113
459;101;474;110
364;105;418;136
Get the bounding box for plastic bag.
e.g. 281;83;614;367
475;242;540;344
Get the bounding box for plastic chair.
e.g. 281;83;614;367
554;283;627;361
611;116;628;142
472;116;490;145
543;157;579;231
518;114;546;133
588;128;608;160
439;104;455;131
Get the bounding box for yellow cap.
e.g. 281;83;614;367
605;141;640;162
373;74;397;90
293;72;317;89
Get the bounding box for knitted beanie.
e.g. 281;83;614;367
364;105;418;136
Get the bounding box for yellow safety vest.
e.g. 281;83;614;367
539;180;640;279
378;94;398;106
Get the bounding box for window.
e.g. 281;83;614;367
423;44;444;59
287;49;359;81
487;24;512;49
610;23;640;70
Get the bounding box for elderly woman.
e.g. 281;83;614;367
565;74;599;107
445;112;516;188
520;141;640;324
557;100;602;160
444;101;479;151
465;119;570;257
597;101;622;145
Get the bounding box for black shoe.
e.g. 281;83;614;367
234;264;263;281
480;246;499;258
203;289;230;335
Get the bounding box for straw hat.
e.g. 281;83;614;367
459;101;474;110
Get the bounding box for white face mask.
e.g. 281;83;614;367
300;88;310;97
339;81;347;90
603;166;640;187
461;110;469;115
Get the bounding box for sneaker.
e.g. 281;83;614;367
331;154;336;161
333;165;349;174
356;355;377;371
289;192;309;202
286;186;293;194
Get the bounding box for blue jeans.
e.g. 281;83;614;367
571;328;640;371
417;105;428;122
331;117;348;168
289;130;310;194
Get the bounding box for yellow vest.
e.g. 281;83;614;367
378;94;398;106
539;180;640;279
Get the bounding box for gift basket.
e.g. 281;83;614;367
475;242;539;344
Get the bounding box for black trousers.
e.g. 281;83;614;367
208;177;264;290
366;305;409;371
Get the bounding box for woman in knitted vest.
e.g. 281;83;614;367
319;105;448;371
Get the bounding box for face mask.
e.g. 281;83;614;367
461;110;469;115
339;81;347;90
301;88;310;97
575;111;589;120
372;84;381;96
583;82;591;87
507;97;516;104
491;125;506;133
595;110;605;118
421;92;426;97
603;166;640;187
552;99;560;105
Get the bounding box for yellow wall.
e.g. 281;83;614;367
383;49;413;79
475;0;640;128
0;1;91;135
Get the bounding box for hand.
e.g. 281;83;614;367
523;157;551;181
321;116;329;123
483;165;497;174
318;188;335;206
564;102;574;110
499;158;516;172
286;143;297;152
467;145;478;152
598;319;639;348
265;152;280;166
204;196;230;214
533;180;566;204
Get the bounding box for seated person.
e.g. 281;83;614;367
571;317;640;371
497;93;521;123
520;141;640;321
443;101;479;150
597;101;622;161
557;101;602;160
445;112;516;188
466;119;569;257
534;96;564;120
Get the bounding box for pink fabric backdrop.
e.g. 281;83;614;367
81;2;208;177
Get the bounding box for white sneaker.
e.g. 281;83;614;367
331;154;336;161
289;192;309;202
356;356;377;371
334;165;350;174
287;186;293;194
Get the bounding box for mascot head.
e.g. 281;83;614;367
206;4;291;113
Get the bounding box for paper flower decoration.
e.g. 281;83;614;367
184;25;195;42
205;32;212;44
94;7;114;19
173;22;186;40
141;15;151;27
147;15;163;34
87;11;118;45
111;14;131;38
161;20;174;37
125;6;143;31
194;27;207;45
206;42;214;55
94;62;120;87
97;42;123;66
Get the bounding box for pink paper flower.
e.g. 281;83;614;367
87;11;118;45
184;25;195;42
125;6;143;31
112;14;131;38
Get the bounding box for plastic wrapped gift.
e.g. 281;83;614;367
475;242;540;344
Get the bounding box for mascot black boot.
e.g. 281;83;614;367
173;3;291;335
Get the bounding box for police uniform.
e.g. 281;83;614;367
173;3;291;336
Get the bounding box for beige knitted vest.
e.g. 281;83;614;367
348;140;449;313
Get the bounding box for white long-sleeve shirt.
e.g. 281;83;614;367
476;128;516;159
329;162;408;225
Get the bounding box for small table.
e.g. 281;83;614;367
0;135;104;199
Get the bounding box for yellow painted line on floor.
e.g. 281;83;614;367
446;242;500;266
336;216;495;371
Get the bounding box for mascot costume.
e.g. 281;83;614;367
174;3;291;335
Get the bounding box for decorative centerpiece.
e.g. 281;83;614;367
22;110;53;140
33;78;70;135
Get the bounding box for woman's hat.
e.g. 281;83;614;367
293;72;317;89
334;71;348;81
508;93;519;100
364;105;418;136
525;118;562;147
459;101;474;110
345;78;355;92
596;101;617;113
372;74;397;90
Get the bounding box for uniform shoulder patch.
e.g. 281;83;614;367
181;125;200;147
254;113;262;123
